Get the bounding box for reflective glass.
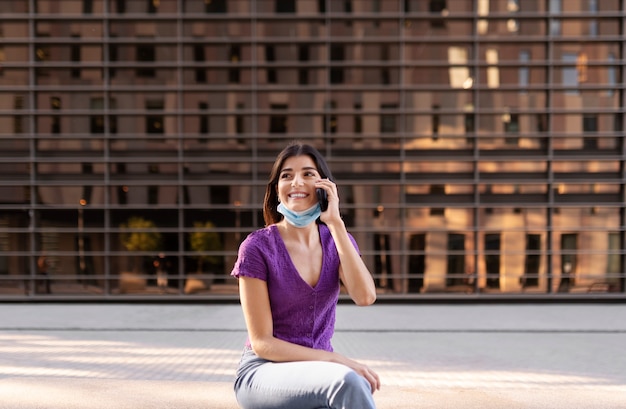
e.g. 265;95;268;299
1;0;625;300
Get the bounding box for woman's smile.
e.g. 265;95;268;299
288;192;309;199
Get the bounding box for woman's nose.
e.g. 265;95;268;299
291;175;304;186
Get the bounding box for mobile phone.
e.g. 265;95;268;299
316;188;328;212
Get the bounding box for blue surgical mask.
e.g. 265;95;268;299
277;202;321;228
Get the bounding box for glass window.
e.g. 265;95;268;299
275;0;295;13
269;104;288;134
148;0;158;14
229;45;241;83
448;46;472;89
519;50;529;90
562;53;578;93
146;100;164;134
380;104;397;134
607;53;616;96
550;0;561;35
136;44;155;78
429;0;447;27
205;0;226;13
330;44;344;84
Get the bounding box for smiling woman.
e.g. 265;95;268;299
231;142;379;409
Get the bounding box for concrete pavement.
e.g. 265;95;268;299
1;303;625;408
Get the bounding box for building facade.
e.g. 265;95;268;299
0;0;625;300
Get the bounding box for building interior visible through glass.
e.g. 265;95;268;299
0;0;624;298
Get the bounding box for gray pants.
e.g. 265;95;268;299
233;347;376;409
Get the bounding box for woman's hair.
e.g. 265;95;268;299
263;142;334;226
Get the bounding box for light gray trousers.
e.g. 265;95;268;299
233;347;376;409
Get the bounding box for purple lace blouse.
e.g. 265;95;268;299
231;223;359;352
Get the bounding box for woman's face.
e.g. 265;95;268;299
277;155;322;212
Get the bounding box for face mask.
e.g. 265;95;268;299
277;202;321;228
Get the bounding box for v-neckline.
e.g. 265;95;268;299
273;224;324;289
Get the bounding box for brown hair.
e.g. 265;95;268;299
263;142;334;226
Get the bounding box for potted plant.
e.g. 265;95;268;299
118;216;162;293
185;220;221;294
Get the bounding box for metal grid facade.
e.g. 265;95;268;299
1;0;625;300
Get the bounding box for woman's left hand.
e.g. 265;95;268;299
334;353;381;394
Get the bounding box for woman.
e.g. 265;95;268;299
231;142;380;409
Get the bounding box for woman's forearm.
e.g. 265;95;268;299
326;220;377;306
251;335;337;363
252;334;381;393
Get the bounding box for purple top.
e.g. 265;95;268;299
231;224;359;352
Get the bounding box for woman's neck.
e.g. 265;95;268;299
276;220;319;247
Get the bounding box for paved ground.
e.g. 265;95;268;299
0;302;625;408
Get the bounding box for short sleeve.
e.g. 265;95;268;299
230;231;269;281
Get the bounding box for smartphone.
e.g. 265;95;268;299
316;188;328;212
